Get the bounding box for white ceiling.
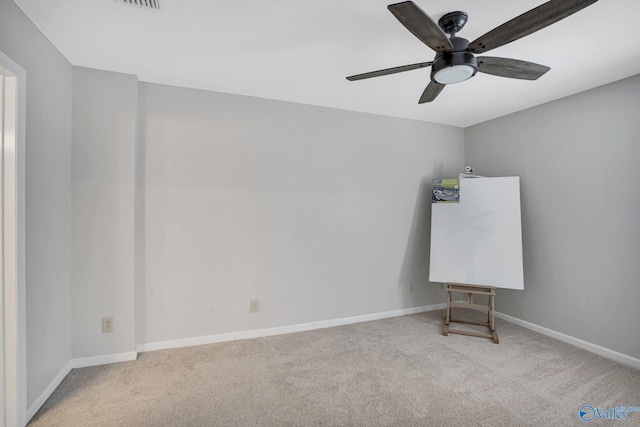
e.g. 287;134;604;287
13;0;640;127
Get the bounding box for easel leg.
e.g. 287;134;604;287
444;285;451;336
490;292;499;344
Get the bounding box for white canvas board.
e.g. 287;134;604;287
429;176;524;290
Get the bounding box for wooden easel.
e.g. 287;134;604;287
444;283;499;344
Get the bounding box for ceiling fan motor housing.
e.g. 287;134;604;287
431;36;478;84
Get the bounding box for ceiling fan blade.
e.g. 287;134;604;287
468;0;598;54
346;62;433;81
388;1;453;53
477;56;550;80
419;81;445;103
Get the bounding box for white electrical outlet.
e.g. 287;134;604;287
250;300;260;313
102;316;113;333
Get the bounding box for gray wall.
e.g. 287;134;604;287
0;0;72;408
465;74;640;359
137;82;463;345
71;67;137;358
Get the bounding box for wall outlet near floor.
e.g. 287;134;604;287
250;299;260;313
102;316;114;333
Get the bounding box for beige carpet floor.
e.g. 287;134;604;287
28;310;640;426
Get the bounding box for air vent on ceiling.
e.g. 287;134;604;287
122;0;160;9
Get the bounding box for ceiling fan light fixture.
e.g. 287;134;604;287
431;51;478;85
434;64;476;84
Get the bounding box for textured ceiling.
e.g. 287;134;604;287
12;0;640;127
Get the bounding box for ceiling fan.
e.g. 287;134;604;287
346;0;598;103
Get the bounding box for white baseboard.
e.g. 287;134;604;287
495;311;640;370
27;360;73;423
137;303;448;353
71;351;138;369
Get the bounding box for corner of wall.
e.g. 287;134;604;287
70;67;139;360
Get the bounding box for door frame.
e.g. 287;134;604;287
0;48;27;427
